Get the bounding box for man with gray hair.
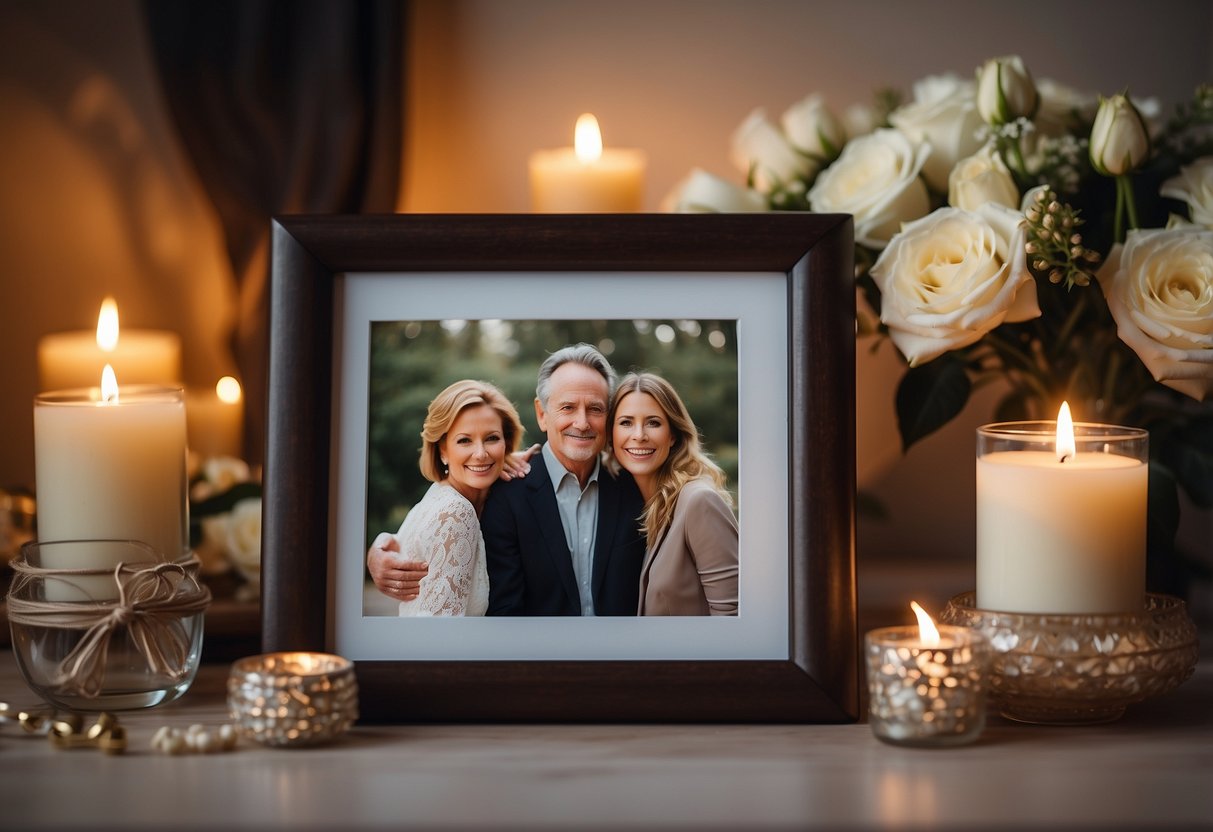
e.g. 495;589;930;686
367;343;645;616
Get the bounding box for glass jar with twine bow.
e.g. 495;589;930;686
6;540;211;710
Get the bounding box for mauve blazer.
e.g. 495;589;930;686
638;478;739;616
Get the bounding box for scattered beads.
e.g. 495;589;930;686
3;700;239;757
150;723;239;755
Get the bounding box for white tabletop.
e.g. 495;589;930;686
2;643;1211;831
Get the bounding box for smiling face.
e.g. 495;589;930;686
439;404;507;507
535;361;609;483
611;391;675;499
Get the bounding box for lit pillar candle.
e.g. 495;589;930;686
976;403;1148;614
186;376;245;459
529;113;646;212
38;296;182;391
34;366;189;600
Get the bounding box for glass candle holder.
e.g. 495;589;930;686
941;591;1199;725
227;652;359;747
865;625;990;747
7;540;208;711
976;420;1148;614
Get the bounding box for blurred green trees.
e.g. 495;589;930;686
366;319;738;543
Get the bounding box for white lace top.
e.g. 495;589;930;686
394;482;489;617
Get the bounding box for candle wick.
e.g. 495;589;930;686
1059;452;1072;464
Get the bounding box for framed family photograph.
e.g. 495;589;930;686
263;213;857;722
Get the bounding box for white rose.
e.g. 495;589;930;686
193;515;234;575
870;203;1041;366
1097;227;1213;401
202;456;251;493
948;144;1020;211
889;74;985;192
780;94;845;160
664;168;767;213
1034;78;1097;137
843;103;878;139
809;129;930;249
224;497;263;576
730;108;815;193
1160;157;1213;229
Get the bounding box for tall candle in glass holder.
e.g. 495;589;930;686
34;366;188;600
976;403;1148;614
529;113;646;212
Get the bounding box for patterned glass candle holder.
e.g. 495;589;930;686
940;591;1199;724
866;624;990;747
227;652;359;747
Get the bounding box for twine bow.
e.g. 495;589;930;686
7;556;212;699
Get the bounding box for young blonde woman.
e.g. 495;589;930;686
608;372;738;616
390;379;524;616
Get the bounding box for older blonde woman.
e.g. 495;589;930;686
389;379;524;616
608;372;738;616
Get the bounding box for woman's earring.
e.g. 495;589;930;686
441;458;449;476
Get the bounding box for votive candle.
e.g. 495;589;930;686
866;608;989;747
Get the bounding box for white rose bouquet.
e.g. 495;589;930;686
189;454;263;601
669;59;1213;590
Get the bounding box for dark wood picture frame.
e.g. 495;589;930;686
263;213;857;722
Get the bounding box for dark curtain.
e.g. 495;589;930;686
143;0;404;464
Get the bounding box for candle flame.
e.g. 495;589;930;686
96;296;119;352
910;601;941;647
215;376;242;404
574;113;603;163
101;364;119;403
1056;401;1076;463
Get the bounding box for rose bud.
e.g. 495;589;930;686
1090;93;1151;176
976;55;1039;125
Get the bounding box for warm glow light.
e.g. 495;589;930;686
216;376;242;404
1056;401;1076;463
910;601;941;647
101;364;119;404
574;113;603;163
96;296;119;352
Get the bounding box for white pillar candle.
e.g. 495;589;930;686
34;368;189;600
976;406;1148;614
529;113;646;212
37;296;182;392
185;376;245;460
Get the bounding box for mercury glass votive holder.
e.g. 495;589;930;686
866;625;990;747
227;652;359;747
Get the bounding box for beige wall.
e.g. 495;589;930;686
1;0;1209;565
402;0;1211;213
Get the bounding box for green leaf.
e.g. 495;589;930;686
1146;461;1185;596
895;356;971;451
856;489;889;521
1160;415;1213;508
191;481;262;518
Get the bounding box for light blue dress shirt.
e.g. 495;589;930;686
541;442;600;616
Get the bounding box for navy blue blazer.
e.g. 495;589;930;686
482;452;645;616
